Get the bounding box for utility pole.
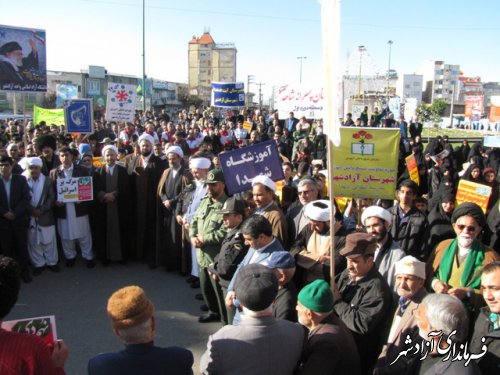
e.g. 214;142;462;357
297;56;307;84
449;81;455;128
256;82;265;109
247;75;255;107
357;46;366;98
142;0;146;112
387;40;393;102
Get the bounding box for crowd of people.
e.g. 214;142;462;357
0;106;499;374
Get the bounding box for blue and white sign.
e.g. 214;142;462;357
219;140;284;195
484;136;500;148
211;82;245;108
64;99;93;134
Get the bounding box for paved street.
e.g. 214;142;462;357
7;260;220;375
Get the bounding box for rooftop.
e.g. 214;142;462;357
189;32;215;45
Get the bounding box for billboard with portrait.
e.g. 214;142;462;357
0;24;47;92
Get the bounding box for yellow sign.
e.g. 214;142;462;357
456;180;492;213
243;121;253;133
33;105;65;126
331;128;400;199
405;154;420;186
92;157;105;167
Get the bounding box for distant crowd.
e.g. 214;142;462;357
0;106;499;374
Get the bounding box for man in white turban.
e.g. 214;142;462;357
155;145;193;271
93;145;131;265
128;132;166;263
23;157;59;275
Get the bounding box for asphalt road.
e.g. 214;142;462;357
7;259;220;375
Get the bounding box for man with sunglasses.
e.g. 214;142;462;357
427;202;500;311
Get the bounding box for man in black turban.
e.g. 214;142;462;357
0;40;39;89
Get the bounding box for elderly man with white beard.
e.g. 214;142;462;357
23;157;58;275
427;202;500;313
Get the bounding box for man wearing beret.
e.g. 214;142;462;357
362;205;406;291
200;264;304;375
427;202;500;312
156;145;193;271
267;251;298;322
375;256;428;374
88;285;193;375
296;279;361;375
332;232;392;374
190;169;228;323
388;179;428;260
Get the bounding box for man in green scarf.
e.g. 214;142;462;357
427;202;500;305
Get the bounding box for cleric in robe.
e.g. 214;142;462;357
93;145;131;265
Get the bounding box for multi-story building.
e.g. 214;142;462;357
396;74;423;103
420;60;460;103
483;82;500;108
188;32;237;103
457;76;483;102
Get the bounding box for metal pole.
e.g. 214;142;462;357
357;46;365;98
142;0;146;112
449;81;455;128
297;56;307;84
387;40;393;101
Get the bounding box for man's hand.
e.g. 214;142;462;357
332;283;341;301
197;235;204;246
317;255;330;264
31;208;43;218
103;192;116;203
190;237;202;248
176;215;184;225
55;201;64;207
433;280;449;294
163;199;171;209
51;339;68;369
448;287;470;300
225;291;236;307
183;222;190;231
3;211;15;221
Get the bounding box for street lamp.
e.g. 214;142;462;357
386;40;393;101
357;46;366;98
142;0;146;111
297;56;307;84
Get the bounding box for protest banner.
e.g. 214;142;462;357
211;82;245;108
57;176;93;203
275;85;324;119
456;180;492;213
33;105;65;126
484;135;500;148
405;154;420;185
1;315;57;347
389;97;401;119
105;83;138;122
219;140;284;195
404;98;418;121
64;99;93;134
56;83;78;108
489;96;500;122
331;128;399;199
0;25;47;92
465;94;484;121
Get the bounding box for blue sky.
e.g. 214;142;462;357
2;0;500;98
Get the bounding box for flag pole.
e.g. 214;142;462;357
320;0;341;289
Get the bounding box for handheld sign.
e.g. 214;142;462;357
57;177;93;203
456;180;492;213
64;99;93;134
219;140;284;195
405;154;420;186
2;315;57;347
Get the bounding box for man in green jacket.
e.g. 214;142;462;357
189;169;228;323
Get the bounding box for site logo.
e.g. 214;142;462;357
351;130;374;156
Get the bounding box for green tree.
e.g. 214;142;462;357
416;99;448;128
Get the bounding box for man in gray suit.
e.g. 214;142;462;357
224;215;284;323
23;157;58;275
200;264;304;375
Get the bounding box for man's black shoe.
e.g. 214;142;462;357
66;258;76;267
21;271;33;283
33;267;44;276
48;265;60;273
186;276;198;284
198;314;220;323
190;280;200;289
195;293;204;301
200;304;209;312
86;260;95;269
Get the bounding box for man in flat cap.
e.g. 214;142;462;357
251;175;288;246
427;202;500;311
23;156;58;275
296;279;361;375
266;251;298;322
93;145;131;266
200;264;304;375
333;232;392;374
156;145;192;271
0;40;38;89
362;205;406;291
88;285;193;375
375;256;428;374
190;169;228;323
128;133;165;263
